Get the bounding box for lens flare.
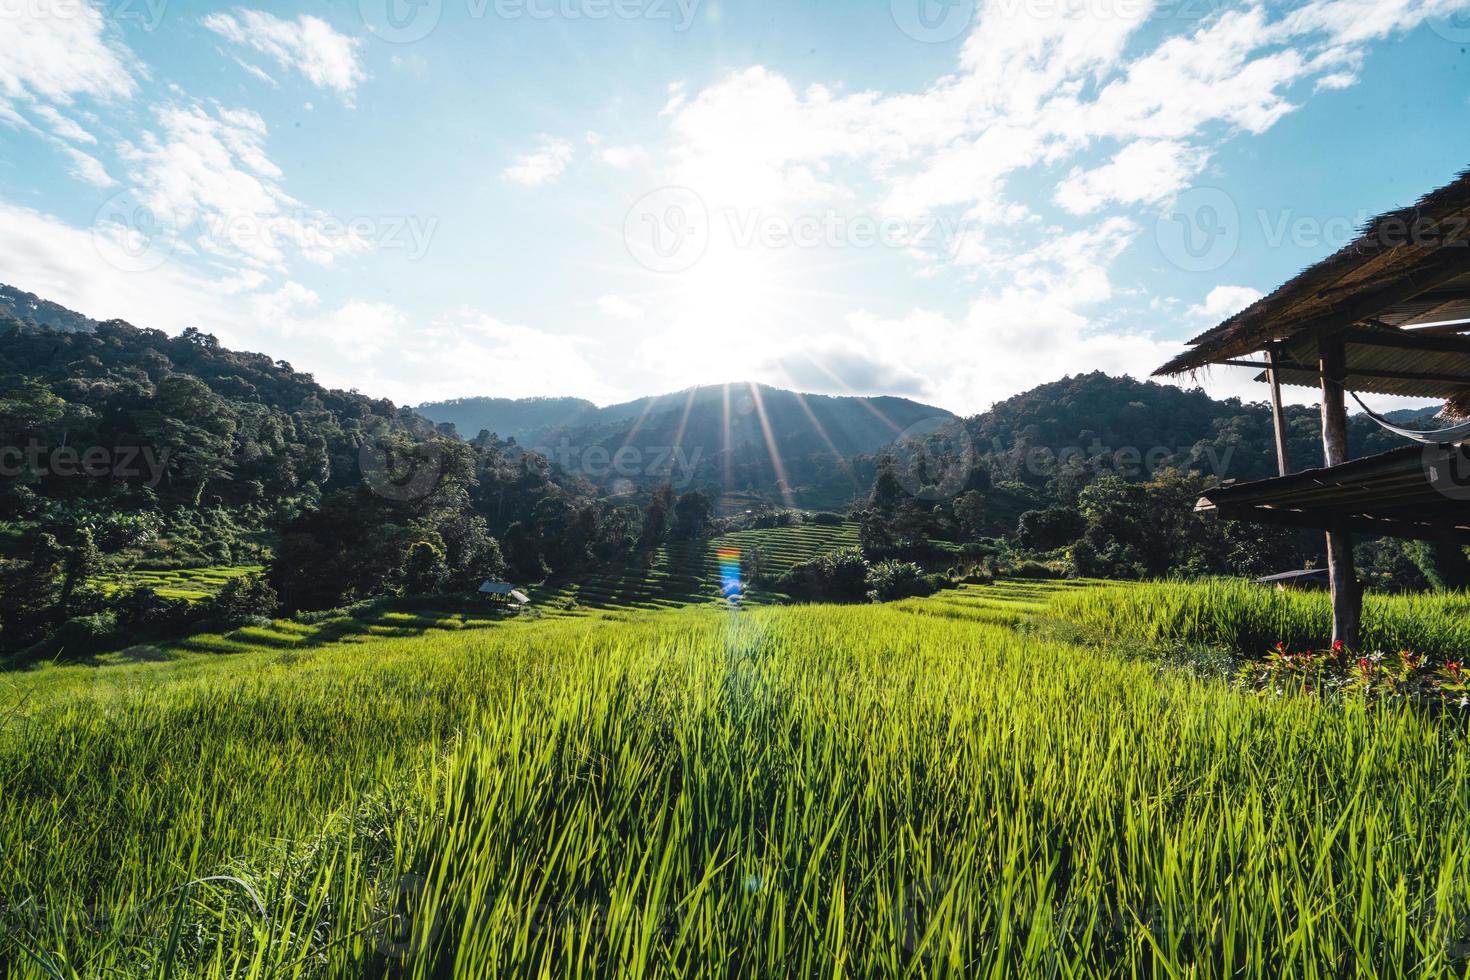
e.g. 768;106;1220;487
717;547;742;603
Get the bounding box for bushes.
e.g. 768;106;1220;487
778;547;870;602
37;612;118;660
866;560;936;601
198;574;280;630
1003;559;1064;580
11;572;281;664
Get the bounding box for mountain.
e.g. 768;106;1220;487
409;396;601;442
0;284;98;334
417;384;955;509
964;371;1440;489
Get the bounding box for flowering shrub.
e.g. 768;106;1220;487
1240;639;1470;708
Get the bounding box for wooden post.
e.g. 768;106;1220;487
1265;345;1292;477
1319;335;1361;648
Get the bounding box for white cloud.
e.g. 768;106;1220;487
0;201;612;405
599;144;648;169
59;145;115;188
118;102;370;269
32;105;97;144
233;58;280;88
641;0;1470;408
202;10;365;102
1055;141;1208;215
598;295;644;320
0;200;256;344
0;3;137;112
504;137;574;187
1188;285;1265;322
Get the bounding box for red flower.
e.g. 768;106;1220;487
1275;641;1287;654
1332;639;1345;654
1358;657;1372;675
1449;661;1463;679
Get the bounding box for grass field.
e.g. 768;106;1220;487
1049;578;1470;660
5;579;1470;977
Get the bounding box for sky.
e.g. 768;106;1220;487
3;0;1470;415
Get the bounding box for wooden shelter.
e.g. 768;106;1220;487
1155;168;1470;647
478;581;531;607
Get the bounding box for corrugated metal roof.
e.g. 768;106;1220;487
1197;445;1470;542
1253;324;1470;398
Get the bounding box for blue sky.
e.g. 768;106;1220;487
3;0;1469;412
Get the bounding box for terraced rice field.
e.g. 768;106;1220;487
6;578;1470;978
90;565;265;601
538;522;861;612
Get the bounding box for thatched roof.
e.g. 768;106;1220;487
1155;168;1470;377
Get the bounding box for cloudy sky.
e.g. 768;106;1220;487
3;0;1470;413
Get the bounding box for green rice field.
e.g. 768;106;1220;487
90;566;266;602
3;579;1469;977
538;522;862;611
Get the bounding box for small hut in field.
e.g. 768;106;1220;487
1155;167;1470;648
478;581;531;608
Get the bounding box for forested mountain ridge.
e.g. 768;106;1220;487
416;384;953;508
0;284;99;334
965;371;1436;489
0;305;624;654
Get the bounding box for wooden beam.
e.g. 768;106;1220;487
1221;357;1470;390
1319;335;1362;649
1265;346;1292;477
1341;326;1470;356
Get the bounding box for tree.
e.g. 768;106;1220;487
1407;541;1470;591
672;490;713;541
403;539;451;594
1017;506;1085;552
640;483;675;552
868;463;906;514
953;490;987;539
